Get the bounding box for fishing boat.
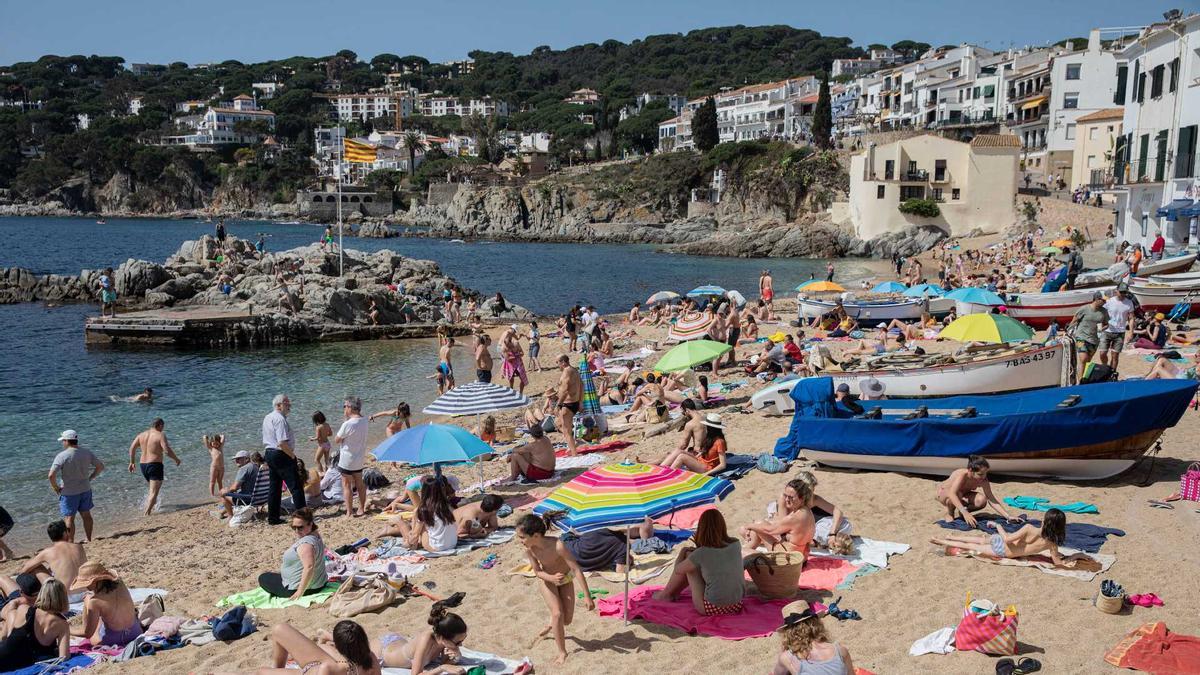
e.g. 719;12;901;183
1128;277;1200;311
772;377;1197;480
1146;270;1200;283
797;296;925;325
1003;287;1111;328
751;340;1069;413
1074;252;1197;287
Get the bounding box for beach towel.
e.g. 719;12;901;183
711;454;756;481
939;546;1115;581
794;557;859;590
1104;622;1200;675
555;440;635;457
216;582;341;609
835;564;881;590
372;529;515;559
70;587;168;615
1003;496;1099;514
551;454;607;470
910;627;957;656
601;403;633;415
597;585;791;640
607;347;655;363
934;517;1125;553
653;504;716;529
809;537;911;569
3;654;99;675
381;646;530;675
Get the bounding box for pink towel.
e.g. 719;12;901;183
555;440;635;458
653;504;716;529
596;585;791;640
743;556;859;590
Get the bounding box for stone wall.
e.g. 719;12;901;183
296;190;393;220
426;183;461;206
1020;196;1115;241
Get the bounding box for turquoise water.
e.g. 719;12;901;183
0;216;876;547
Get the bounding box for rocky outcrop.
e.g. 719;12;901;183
839;225;954;259
666;219;847;258
356;221;397;238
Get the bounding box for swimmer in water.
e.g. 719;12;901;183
133;388;153;403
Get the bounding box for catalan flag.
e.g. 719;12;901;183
342;139;377;163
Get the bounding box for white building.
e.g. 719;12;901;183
619;92;687;121
252;82;281;99
161;95;276;147
713;77;820;143
1042;31;1120;187
415;93;508;118
128;97;144;115
324;93;412;123
175;100;207;114
1111;13;1200;250
832;58;881;78
76;113;91;130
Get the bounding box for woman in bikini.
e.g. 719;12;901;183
369;403;411;436
663;414;728;476
377;600;469;674
204;433;226;496
517;513;592;665
931;508;1079;567
70;562;142;647
310;412;333;473
258;620;380;675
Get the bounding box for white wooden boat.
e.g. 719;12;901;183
927;297;957;315
1129;278;1200;310
751;340;1069;413
1075;252;1197;287
1146;270;1200;283
798;297;925;325
1003;288;1112;329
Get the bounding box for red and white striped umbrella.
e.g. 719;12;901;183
668;311;715;342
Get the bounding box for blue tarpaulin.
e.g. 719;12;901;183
774;377;1196;461
1156;199;1197;221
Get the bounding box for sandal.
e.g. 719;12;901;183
1014;657;1042;674
1148;500;1175;509
996;657;1016;675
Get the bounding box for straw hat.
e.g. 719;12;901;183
701;413;725;430
860;377;886;397
71;561;119;592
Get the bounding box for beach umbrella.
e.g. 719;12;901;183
903;283;947;297
533;461;735;621
872;281;909;293
646;291;679;305
768;331;789;343
421;381;530;416
944;287;1006;306
1051;238;1074;247
686;285;726;297
724;289;747;307
1040;246;1063;254
940;314;1034;343
799;281;844;293
370;424;493;474
668;311;715;342
578;358;602;418
654;339;731;372
795;279;819;290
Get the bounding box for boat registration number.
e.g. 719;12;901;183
1004;350;1055;368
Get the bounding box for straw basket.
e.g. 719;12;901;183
744;551;805;599
494;426;517;443
1095;593;1123;614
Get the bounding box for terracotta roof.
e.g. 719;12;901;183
1075;107;1124;123
233;94;254;100
798;93;820;104
210;108;275;116
970;134;1020;148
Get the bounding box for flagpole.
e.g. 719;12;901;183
337;128;344;277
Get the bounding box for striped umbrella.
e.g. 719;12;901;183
686;285;726;297
421;381;530;416
646;290;680;304
667;311;715;342
534;461;735;621
578;358;602;417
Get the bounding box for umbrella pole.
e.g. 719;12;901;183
624;535;631;625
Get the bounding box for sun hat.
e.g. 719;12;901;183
57;430;78;442
14;573;40;597
233;450;251;461
70;561;119;592
860;378;886;397
835;383;851;393
1155;313;1165;320
701;413;725;430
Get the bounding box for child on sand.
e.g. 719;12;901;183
932;508;1077;566
936;455;1020;527
311;412;333;473
203;434;225;496
771;609;855;675
516;513;592;665
377;599;469;672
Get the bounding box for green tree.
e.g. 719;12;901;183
693;97;718;152
811;75;833;150
463;113;501;163
615;101;674;154
898;198;941;218
402;130;427;175
890;40;931;59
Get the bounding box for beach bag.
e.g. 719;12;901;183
743;551;805;599
755;453;788;474
954;595;1018;655
1081;363;1117;384
362;468;391;490
1181;462;1200;502
329;574;400;618
136;594;165;628
228;504;256;527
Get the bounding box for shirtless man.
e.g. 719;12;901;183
655;399;706;467
739;479;817;555
724;303;741;367
554;354;583;456
627;303;641;323
707;310;727;374
759;270;775;311
936;455;1018;527
507;424;556;481
127;418;181;516
454;494;504;539
436;337;457;393
473;333;493;383
18;521;86;592
133;388;153;403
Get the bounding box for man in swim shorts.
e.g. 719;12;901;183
436;337;457;393
507;424;556;482
128;418;180;516
759;269;774;308
555;354;583;456
49;430;103;542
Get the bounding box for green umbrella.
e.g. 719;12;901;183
1040;245;1062;254
654;339;732;372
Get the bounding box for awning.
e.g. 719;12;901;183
1021;96;1047;111
1156;199;1198;221
1182;203;1200;218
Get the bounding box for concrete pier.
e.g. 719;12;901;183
85;306;460;349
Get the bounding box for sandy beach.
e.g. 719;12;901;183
4;291;1199;675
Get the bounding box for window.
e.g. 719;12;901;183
1087;155;1097;168
952;188;961;200
1063;94;1079;109
1137;133;1149;179
1065;123;1076;140
934;159;947;181
1169;57;1179;93
1176;125;1197;179
1089;127;1098;140
1154;130;1168;182
877;185;886;199
932;188;943;201
907;160;917;174
972;86;981;98
884;160;894;179
1150;64;1165;98
1066;64;1081;80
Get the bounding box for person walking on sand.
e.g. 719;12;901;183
49;431;103;543
127;418;180;516
554;354;583;456
501;324;528;395
473;333;493;383
759;270;774;311
334;396;369;518
263;394;304;525
517;513;593;665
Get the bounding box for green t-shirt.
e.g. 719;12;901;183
687;540;745;606
1071;305;1108;345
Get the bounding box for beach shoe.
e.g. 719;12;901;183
996;658;1016;675
1014;657;1042;674
1148;500;1176;509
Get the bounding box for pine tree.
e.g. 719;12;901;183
812;75;833;150
693;97;719;152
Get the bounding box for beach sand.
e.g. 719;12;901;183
4;300;1199;675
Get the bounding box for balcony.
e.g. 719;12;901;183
902;170;929;182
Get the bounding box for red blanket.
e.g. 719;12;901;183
554;440;635;458
597;585;791;640
652;504;716;529
1105;622;1200;675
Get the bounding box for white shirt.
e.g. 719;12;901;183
1103;296;1135;333
335;416;369;471
262;409;294;449
319;466;345;501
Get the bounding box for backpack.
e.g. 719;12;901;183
363;468;391;490
212;605;257;641
1080;363;1117;384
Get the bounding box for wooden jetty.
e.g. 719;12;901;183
84;306;461;349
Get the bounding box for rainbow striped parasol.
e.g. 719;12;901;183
533;462;734;532
578;358;601;417
668;311;715;342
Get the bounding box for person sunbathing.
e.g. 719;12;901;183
257;620;381;675
377;601;468;673
739;479;817;555
453;494;503;540
936;455;1019;527
1145;352;1200;380
792;472;852;547
931;508;1079;567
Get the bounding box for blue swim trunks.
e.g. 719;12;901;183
59;490;94;517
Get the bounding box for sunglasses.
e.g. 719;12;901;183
290;523;308;532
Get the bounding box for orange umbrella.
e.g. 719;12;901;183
1051;238;1073;247
802;281;845;293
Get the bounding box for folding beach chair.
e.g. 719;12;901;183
1167;292;1195;325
